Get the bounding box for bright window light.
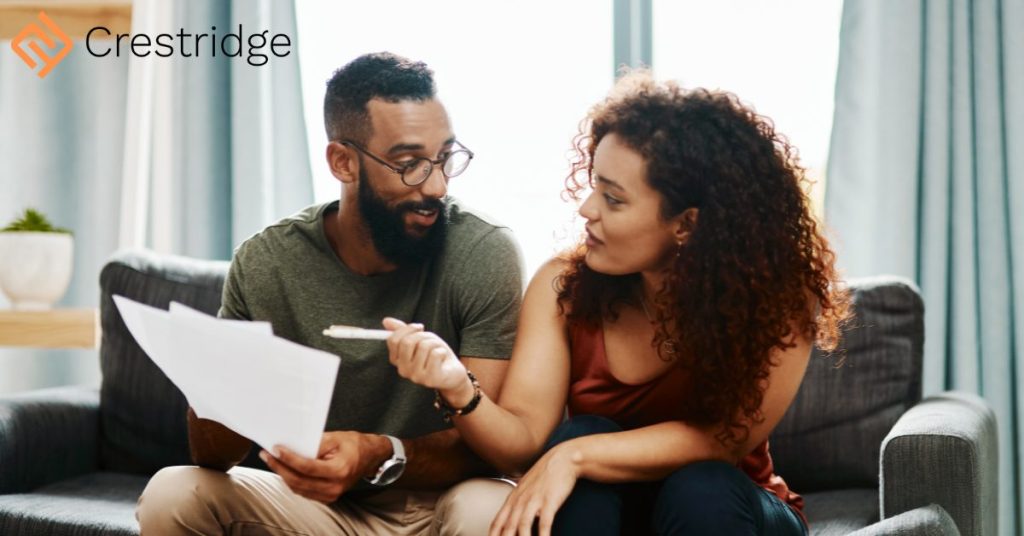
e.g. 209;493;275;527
296;1;613;275
653;0;843;215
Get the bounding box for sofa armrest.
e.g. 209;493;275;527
850;504;960;536
880;391;997;536
0;385;100;493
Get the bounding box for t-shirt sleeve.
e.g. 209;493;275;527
454;227;525;359
218;250;252;321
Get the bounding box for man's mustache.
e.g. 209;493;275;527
396;197;446;214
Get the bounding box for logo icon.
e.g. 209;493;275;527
11;12;73;79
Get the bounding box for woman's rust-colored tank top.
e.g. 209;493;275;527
567;321;807;524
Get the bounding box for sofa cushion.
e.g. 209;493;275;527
770;276;924;492
804;488;880;535
98;249;229;474
0;472;147;536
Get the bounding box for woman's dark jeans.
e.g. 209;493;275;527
545;415;808;536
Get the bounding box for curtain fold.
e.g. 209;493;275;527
826;0;1024;533
125;0;312;258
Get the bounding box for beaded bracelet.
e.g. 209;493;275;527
433;370;481;423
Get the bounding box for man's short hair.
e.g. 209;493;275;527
323;52;437;144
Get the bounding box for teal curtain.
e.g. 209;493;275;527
138;0;312;257
139;0;237;258
826;0;1024;533
0;0;311;393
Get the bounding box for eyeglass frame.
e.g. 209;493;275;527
338;139;475;187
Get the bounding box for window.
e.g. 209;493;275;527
652;0;843;216
297;1;613;274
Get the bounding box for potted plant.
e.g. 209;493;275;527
0;208;74;311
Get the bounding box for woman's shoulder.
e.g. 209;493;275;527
539;255;571;276
526;256;572;293
521;256;573;313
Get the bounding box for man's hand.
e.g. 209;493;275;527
260;431;392;503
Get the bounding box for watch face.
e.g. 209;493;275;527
376;459;406;486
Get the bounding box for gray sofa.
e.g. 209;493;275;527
0;250;998;535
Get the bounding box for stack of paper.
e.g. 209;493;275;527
113;295;339;459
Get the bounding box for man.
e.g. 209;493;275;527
136;52;523;535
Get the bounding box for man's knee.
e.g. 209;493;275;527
544;415;622;449
136;466;231;531
432;478;514;536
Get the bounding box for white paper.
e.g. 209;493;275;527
169;302;273;335
113;295;339;459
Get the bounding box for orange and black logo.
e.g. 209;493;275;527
11;11;73;79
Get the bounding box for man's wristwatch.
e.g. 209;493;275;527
365;435;406;486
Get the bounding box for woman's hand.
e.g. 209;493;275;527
489;443;581;536
383;317;468;394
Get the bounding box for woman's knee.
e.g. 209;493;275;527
660;461;751;497
653;461;763;531
544;415;622;449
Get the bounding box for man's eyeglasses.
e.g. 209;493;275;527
340;140;474;187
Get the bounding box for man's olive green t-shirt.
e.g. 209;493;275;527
218;199;525;439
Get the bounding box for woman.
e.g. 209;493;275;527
383;71;850;535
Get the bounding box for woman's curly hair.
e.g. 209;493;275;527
557;72;852;446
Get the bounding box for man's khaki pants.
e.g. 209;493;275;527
136;466;514;535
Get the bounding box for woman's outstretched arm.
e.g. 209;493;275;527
386;259;572;475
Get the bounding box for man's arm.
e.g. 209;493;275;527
188;358;504;478
187;407;252;471
259;356;509;502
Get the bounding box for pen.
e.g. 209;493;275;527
322;325;392;340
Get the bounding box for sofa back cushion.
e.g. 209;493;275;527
769;276;924;492
98;249;229;474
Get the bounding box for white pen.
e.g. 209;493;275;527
322;325;392;340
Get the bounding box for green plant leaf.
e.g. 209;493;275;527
2;208;72;234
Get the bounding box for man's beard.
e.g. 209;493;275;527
357;167;449;266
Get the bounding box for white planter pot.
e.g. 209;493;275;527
0;231;74;311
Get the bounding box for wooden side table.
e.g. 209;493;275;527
0;308;99;349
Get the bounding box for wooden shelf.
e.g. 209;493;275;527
0;1;132;40
0;308;99;349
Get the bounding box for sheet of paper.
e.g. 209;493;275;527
113;295;339;459
168;302;273;335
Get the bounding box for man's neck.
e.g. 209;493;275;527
324;199;398;276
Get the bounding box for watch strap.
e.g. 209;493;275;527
365;435;406;486
384;434;405;462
